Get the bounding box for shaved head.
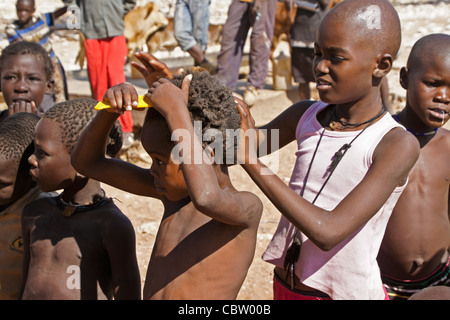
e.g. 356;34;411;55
407;33;450;70
324;0;401;57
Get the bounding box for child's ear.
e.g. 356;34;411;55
45;79;55;95
374;54;393;79
204;145;215;164
399;67;409;90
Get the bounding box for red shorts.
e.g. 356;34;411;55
85;35;133;132
273;273;389;300
273;274;331;300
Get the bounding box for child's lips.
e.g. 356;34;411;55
429;108;448;120
315;78;332;90
12;98;32;103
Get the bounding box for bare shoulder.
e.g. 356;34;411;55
435;127;450;151
22;196;58;218
94;200;135;234
376;127;420;160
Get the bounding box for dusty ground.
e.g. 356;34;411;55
0;0;448;300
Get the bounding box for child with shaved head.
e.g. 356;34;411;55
377;33;450;300
19;98;140;300
236;0;420;299
0;112;51;300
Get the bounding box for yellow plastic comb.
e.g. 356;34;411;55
95;95;152;110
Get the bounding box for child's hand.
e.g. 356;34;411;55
102;82;139;114
147;74;192;119
8;100;36;116
236;98;258;165
131;51;173;88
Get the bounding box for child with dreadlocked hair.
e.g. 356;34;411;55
19;98;141;300
72;67;263;299
0;112;54;300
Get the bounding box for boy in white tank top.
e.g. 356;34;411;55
236;0;420;299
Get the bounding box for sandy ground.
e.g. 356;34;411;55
0;0;448;300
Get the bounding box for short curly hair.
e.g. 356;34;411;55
146;70;241;164
0;112;39;167
0;41;54;81
43;98;123;157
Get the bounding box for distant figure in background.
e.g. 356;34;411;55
173;0;216;74
6;0;69;111
62;0;137;149
216;0;278;107
289;0;329;100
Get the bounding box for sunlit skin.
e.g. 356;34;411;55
234;0;420;297
378;35;450;280
71;52;263;299
1;53;53;114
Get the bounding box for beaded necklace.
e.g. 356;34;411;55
392;114;437;136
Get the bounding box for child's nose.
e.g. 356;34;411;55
436;86;450;104
314;57;329;75
14;78;29;92
28;154;37;167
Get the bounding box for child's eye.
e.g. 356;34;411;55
2;75;16;80
329;56;345;64
34;149;48;159
424;80;439;88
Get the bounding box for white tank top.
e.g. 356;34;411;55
263;101;406;299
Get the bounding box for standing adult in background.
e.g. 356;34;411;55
174;0;216;74
62;0;136;148
215;0;278;107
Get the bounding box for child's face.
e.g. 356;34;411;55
1;53;53;110
313;18;378;105
0;155;18;206
28;118;77;193
16;0;35;26
141;119;189;202
402;56;450;127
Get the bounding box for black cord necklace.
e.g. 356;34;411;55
283;105;386;290
57;189;111;217
330;105;386;130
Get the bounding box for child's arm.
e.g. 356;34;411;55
101;210;141;300
238;103;420;251
71;84;159;197
147;77;262;227
50;6;69;24
235;97;314;157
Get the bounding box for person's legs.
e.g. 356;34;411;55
246;0;277;90
105;35;134;136
216;0;251;89
84;38;108;101
174;0;197;52
243;0;277;106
